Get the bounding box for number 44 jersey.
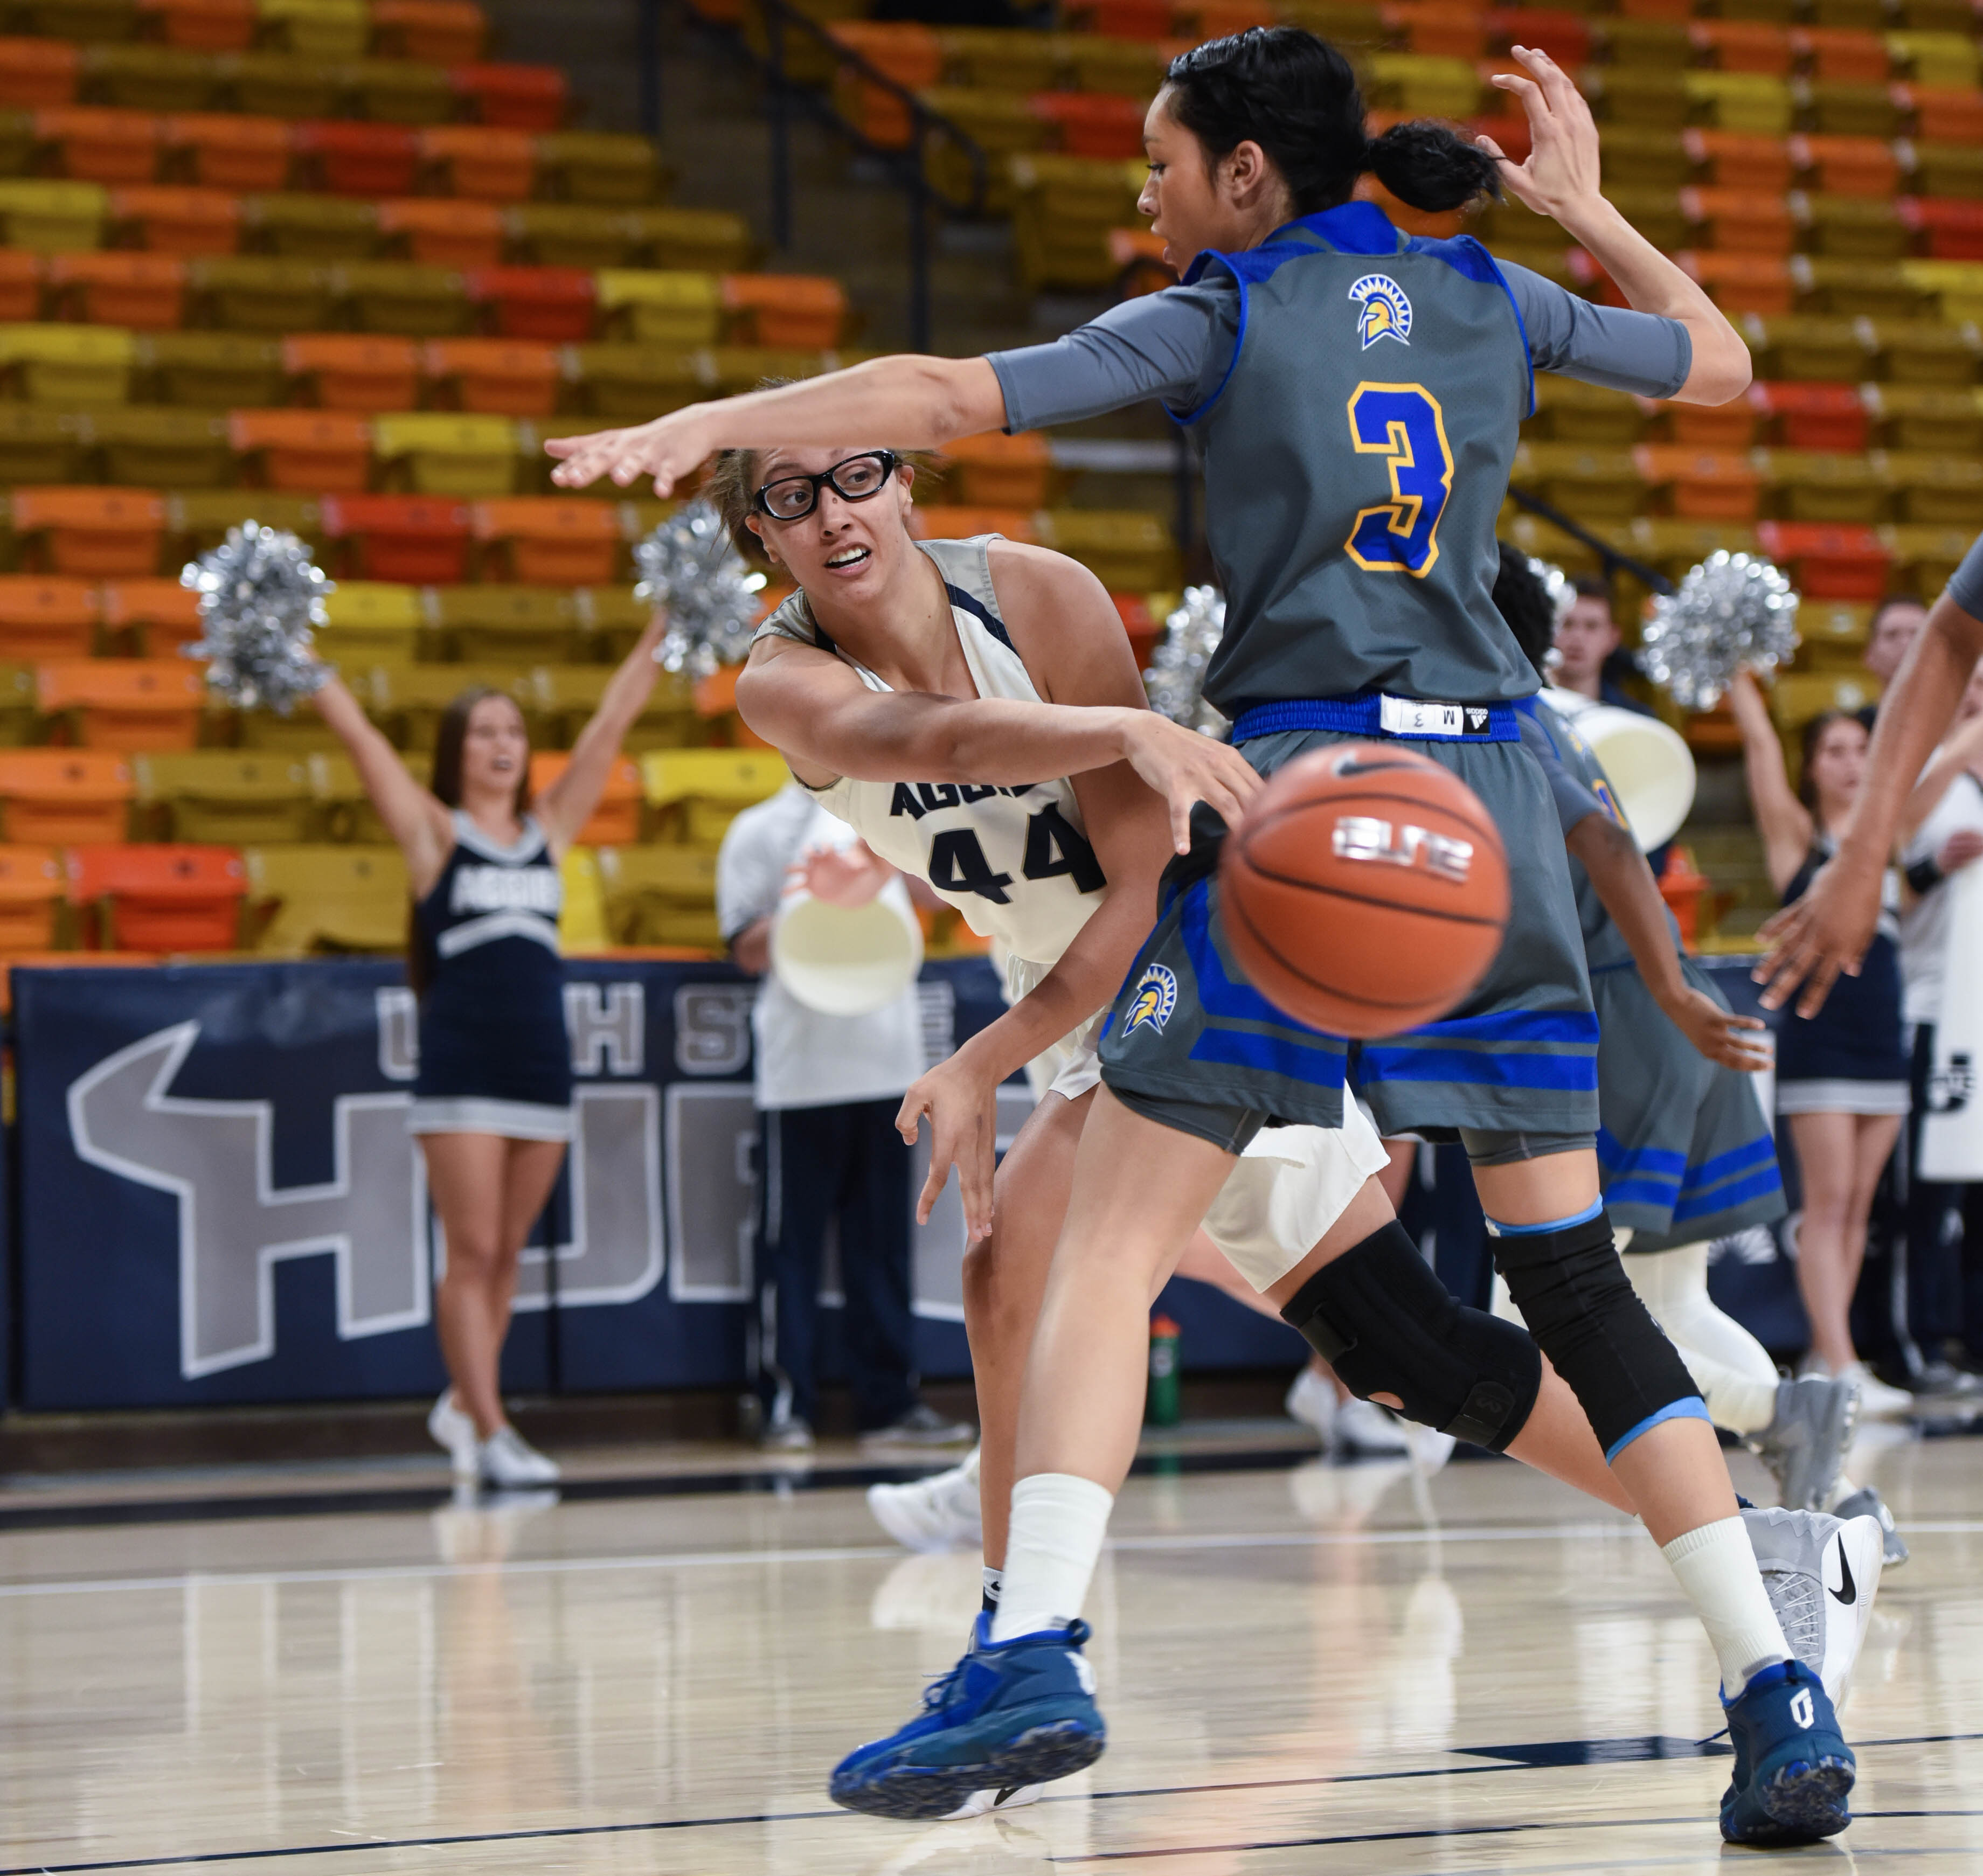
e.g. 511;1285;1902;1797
752;535;1108;978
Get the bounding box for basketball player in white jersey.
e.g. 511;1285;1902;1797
712;441;1881;1817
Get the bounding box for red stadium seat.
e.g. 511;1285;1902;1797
1902;196;1983;259
321;492;472;582
292;121;420;198
0;748;132;844
67;842;245;950
1756;521;1892;599
1752;380;1870;450
450;64;568;132
1031;93;1145;160
467;265;595;341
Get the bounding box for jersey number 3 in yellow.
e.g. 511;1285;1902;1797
1344;383;1454;579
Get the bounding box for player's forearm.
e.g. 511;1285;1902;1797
574;624;665;754
1836;593;1983;872
1553;196;1750;404
1570;815;1688;1003
672;356;1004;457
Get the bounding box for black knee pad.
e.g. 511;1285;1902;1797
1493;1206;1699;1460
1278;1222;1541;1452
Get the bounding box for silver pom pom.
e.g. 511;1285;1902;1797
1527;555;1575;630
1638;551;1800;712
633;498;768;680
1143;586;1231;738
182;521;334;715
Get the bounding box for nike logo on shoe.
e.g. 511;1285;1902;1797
1827;1540;1857;1606
995;1786;1022;1805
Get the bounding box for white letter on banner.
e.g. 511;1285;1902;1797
508;1083;663;1308
66;1023;428;1380
566;981;644;1076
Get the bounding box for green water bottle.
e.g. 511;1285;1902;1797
1146;1314;1181;1427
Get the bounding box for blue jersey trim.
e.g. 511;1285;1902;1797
1232;694;1521;744
1403;231;1535;418
1167;251;1249;428
943;580;1015;654
1604;1396;1711;1463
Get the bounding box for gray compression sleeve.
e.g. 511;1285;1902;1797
1946;529;1983;621
1499;261;1693;399
987;279;1238;431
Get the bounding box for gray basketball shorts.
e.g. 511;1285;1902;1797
1097;726;1599;1151
1594;955;1787;1252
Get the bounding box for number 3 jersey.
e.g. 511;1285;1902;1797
753;535;1106;983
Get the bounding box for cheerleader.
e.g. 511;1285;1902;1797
310;613;668;1487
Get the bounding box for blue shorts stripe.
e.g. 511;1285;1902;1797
1358;1044;1599;1093
1681;1132;1779;1189
1190;1024;1349;1080
1606;1176;1687;1209
1395;1006;1602;1047
1672;1164;1785;1223
1596;1129;1687;1179
1604;1396;1713;1463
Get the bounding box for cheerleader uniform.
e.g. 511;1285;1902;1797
408;810;573;1141
1774;838;1909;1118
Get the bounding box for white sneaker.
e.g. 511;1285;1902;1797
867;1448;983;1554
938;1782;1043;1821
1284;1365;1337;1443
1743;1504;1885;1710
427;1388;478;1479
1333;1395;1410;1456
477;1424;560;1488
1804;1356;1914;1422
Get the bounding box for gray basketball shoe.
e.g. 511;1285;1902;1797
1746;1374;1859;1511
1742;1505;1885;1710
1832;1485;1909;1567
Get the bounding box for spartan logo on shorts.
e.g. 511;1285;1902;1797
1121;963;1178;1037
1348;274;1412;349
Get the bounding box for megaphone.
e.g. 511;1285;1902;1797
772;883;924;1017
1543;687;1696;853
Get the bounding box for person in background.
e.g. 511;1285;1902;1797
1728;671;1913;1417
310;616;670;1490
717;781;972;1453
1892;661;1983;1393
1552;578;1652;715
1863;596;1928;692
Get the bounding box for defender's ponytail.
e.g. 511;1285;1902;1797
1162;27;1500;217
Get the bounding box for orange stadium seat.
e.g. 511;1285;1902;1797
0;748;131;843
1634;443;1764;520
321;491;470;581
420;124;533;200
378;196;501;267
36;105;161;184
1791;134;1898;195
910;504;1038;543
67;842;245;950
0;576;99;659
422;336;557;414
38;656;205;748
229;407;370;488
1686;187;1794;255
721;273;845;348
281;332;418;408
162;113;292;191
451;64;567;132
530;750;639;845
1910;86;1983;144
110;183;242;252
100;576;201;655
1904;197;1983;259
0;251;40;318
1686;130;1796;192
140;0;257;52
12;487;164;575
1684;252;1795;314
371;2;487;64
0;41;81;110
468;263;593;340
943;430;1053;508
1031;92;1145;159
45;251;187;326
292;120;420;197
0;844;66;950
473;496;616;583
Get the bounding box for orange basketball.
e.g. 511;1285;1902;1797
1217;741;1511;1038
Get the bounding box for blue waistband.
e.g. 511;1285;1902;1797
1230;695;1522;745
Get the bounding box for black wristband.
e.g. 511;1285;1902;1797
1905;853;1945;896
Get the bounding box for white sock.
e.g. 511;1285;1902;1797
981;1565;1002;1611
988;1473;1114;1643
1661;1516;1792;1692
1625;1243;1781;1435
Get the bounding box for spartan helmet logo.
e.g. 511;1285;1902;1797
1121;962;1178;1037
1348;273;1413;350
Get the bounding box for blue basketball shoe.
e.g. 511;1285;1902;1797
829;1614;1106;1819
1718;1658;1855;1844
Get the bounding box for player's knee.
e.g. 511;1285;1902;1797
1278;1221;1541;1452
1495;1207;1697;1456
441;1227;504;1278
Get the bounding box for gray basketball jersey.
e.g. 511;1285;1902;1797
1177;202;1538;715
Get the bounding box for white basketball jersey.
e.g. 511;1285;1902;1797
753;537;1106;975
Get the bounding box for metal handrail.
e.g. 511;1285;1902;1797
663;0;993;353
1506;484;1676;595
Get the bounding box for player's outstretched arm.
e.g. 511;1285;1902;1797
1481;47;1750;405
535;607;669;853
1566;810;1771;1072
542;358;1007;498
1727;668;1814;897
1758;584;1983;1014
311;675;451;892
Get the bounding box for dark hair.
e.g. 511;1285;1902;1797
1492;541;1557;681
407;686;532;996
1571;575;1611;604
1796;708;1864;815
1161;27;1500;216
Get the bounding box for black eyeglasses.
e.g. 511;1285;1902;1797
752;450;900;522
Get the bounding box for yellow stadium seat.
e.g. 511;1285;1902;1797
1762;449;1890;523
1528;377;1646;446
1591;70;1689;131
1885;451;1983;527
534;130;663;205
225;50;341;117
359;660;530;751
595;268;721;346
140;328;285;404
1607;184;1690;252
133;748;312;842
1899;258;1983;323
530;662;697;752
188;254;337;329
1515;442;1647;519
0;663;36;744
167;487;320;561
1881;522;1975;596
316;579;424;661
937;26;1067;92
1797;194;1908;260
564;341;704;419
595;843;719;948
242;190;378;259
78;405;230;485
1767;670;1880;728
1741;314;1872;380
89;44;228;111
1034;508;1176;590
22;0;142;43
346;57;454;127
338;259;471;336
0;176;106;249
1909;141;1983;198
428;582;578;662
371;410;516;496
1365;53;1481;117
557;843;607;949
1866;384;1983;451
502;200;635;269
303;748;414;838
244;842;407;951
1599;126;1693;190
255;0;369;60
639;746;787;851
0;404;86;482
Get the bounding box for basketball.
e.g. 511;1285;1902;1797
1217;742;1511;1038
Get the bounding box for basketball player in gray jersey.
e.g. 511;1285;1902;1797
546;33;1857;1845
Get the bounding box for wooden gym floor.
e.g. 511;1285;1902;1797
1;1421;1979;1874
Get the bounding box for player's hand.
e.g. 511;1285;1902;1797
1753;850;1880;1018
1120;714;1263;852
1478;46;1602;222
897;1048;1001;1239
793;839;891;907
1939;828;1983;875
544;409;709;495
1660;986;1774;1073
